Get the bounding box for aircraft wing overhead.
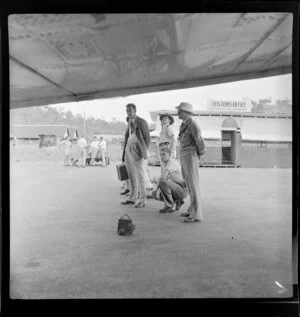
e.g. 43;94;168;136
8;13;293;109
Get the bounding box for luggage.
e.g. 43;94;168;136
117;214;135;236
116;163;128;181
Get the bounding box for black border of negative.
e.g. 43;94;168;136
0;1;299;316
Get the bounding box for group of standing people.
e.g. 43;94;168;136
89;136;107;166
58;135;107;167
120;102;205;223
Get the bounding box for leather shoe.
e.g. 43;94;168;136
159;206;175;213
121;200;135;205
120;189;130;195
180;212;190;217
183;217;201;223
135;202;146;208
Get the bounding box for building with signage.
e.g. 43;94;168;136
207;97;252;112
149;100;292;168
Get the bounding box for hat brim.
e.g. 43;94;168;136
159;114;174;125
175;106;193;114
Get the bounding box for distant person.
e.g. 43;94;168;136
99;136;107;167
12;136;17;147
58;136;72;166
90;136;99;166
121;103;150;208
77;134;88;167
158;113;176;159
152;148;188;213
176;102;205;223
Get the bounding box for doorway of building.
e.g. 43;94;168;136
221;117;241;166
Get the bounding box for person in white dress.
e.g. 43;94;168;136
158;113;177;159
58;136;72;166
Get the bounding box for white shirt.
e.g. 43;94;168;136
159;124;175;145
99;140;107;149
77;138;87;148
153;158;185;197
161;158;181;179
128;117;136;136
90;140;99;149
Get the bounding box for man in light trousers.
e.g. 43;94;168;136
99;136;107;167
90;136;99;166
77;134;88;167
175;102;205;223
121;103;150;208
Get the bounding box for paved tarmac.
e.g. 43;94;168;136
10;160;293;298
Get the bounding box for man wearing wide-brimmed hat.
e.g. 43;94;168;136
158;113;176;159
175;102;205;223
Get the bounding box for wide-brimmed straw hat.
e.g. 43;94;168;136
159;113;174;125
175;102;194;114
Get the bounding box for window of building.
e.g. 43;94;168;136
205;140;216;147
265;143;290;148
242;142;258;147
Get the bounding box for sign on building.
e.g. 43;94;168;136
207;97;252;112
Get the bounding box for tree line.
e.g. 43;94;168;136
10;97;292;135
10;106;127;136
251;97;292;114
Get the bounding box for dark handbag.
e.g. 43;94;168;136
116;164;129;181
117;214;135;236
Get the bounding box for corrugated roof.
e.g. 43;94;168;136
11;125;78;139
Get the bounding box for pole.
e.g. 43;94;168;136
84;111;86;137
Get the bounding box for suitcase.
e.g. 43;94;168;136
116;164;128;181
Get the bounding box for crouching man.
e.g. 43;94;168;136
152;148;188;213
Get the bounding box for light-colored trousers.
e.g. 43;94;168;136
123;179;130;191
64;149;71;166
180;153;203;221
144;159;153;189
99;148;106;166
90;147;98;165
78;148;87;166
125;148;147;204
152;179;188;207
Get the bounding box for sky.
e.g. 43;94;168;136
49;74;292;123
